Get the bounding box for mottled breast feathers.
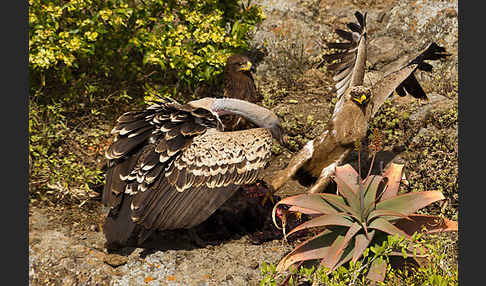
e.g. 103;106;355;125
103;98;273;231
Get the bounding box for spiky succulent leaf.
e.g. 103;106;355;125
393;214;458;236
272;194;342;229
352;230;375;262
368;217;411;240
288;206;325;215
380;163;405;201
321;193;362;220
333;242;356;270
276;229;340;272
323;222;363;271
362;175;384;217
333;172;361;211
375;191;445;220
334;164;361;194
285;213;354;239
367;209;411;223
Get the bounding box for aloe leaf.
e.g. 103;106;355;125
380;163;405;201
375;191;445;218
334;164;361;195
393;214;458;236
333;170;361;211
323;222;362;271
276;229;339;272
352;230;375;263
367;209;412;223
362;175;383;217
288;206;325;215
274;193;340;214
369;217;411;240
333;242;355;270
272;194;341;229
321;193;362;220
285;213;354;239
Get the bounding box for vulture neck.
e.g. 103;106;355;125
212;98;279;130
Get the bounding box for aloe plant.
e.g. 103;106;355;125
272;163;458;276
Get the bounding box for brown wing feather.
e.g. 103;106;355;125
103;98;215;211
128;128;273;230
370;42;449;117
319;11;367;99
103;98;273;246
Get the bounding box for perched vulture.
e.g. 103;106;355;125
102;96;287;248
222;54;262;130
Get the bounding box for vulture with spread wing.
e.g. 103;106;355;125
269;11;449;194
102;56;285;249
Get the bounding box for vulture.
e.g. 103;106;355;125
222;54;262;130
102;57;286;249
223;54;260;103
269;11;449;194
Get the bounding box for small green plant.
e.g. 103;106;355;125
271;156;458;282
260;232;457;285
29;101;106;203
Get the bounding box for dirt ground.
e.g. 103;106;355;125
29;0;458;285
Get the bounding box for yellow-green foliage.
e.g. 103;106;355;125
29;0;265;104
29;101;106;203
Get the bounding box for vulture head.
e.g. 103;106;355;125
188;97;288;146
223;54;261;106
225;54;256;74
349;86;372;106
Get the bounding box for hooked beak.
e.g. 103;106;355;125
352;93;369;105
239;61;254;72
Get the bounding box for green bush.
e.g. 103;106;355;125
29;0;265;106
29;101;106;203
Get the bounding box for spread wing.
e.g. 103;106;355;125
129;128;272;230
103;99;273;234
370;42;449;117
319;11;367;98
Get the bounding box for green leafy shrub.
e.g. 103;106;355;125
29;0;265;106
29;101;107;203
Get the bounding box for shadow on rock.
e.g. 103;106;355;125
107;184;285;257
